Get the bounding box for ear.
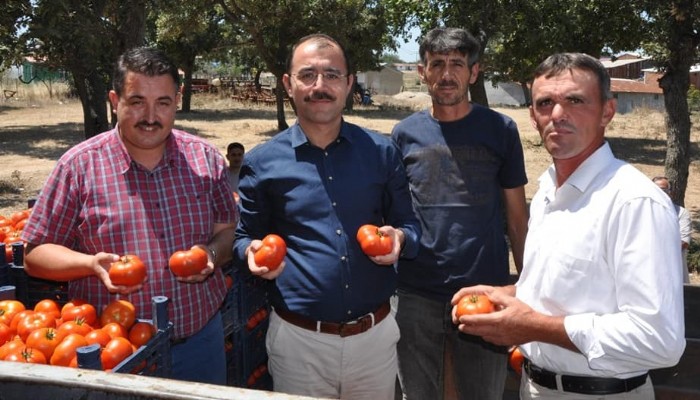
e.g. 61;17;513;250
529;104;538;131
108;90;119;113
417;64;426;84
601;98;616;128
282;74;293;97
469;63;480;84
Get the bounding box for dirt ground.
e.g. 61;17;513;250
1;92;699;282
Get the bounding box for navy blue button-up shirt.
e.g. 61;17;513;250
233;121;420;323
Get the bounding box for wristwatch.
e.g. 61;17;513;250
207;246;217;265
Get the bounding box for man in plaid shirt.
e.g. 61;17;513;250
21;47;238;384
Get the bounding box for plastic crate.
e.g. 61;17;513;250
0;261;10;287
0;285;15;301
77;296;173;378
237;267;270;322
221;267;240;336
9;265;69;308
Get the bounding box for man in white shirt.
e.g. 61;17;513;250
653;175;693;283
450;53;685;399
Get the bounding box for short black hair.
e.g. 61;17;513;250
286;33;351;74
419;28;480;67
532;53;612;102
113;47;180;96
227;142;245;153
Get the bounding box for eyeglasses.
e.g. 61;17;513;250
292;71;347;86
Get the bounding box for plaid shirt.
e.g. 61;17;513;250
22;127;238;339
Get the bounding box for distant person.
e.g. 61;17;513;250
232;33;421;399
653;176;693;283
226;142;245;192
453;52;685;399
391;27;528;399
21;47;238;384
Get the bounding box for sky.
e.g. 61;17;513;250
394;27;421;63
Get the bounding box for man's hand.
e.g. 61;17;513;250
94;252;145;295
368;226;403;266
246;240;285;279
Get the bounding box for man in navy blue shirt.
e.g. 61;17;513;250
233;33;421;400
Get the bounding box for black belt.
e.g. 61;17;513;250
523;358;648;395
274;302;390;337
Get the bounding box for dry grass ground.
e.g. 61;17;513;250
1;91;699;281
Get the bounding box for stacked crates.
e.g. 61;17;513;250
221;263;273;390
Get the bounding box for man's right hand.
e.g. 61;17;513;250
246;240;285;280
94;252;144;295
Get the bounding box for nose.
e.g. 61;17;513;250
551;103;566;121
144;103;157;123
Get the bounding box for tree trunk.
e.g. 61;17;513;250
73;70;110;139
275;77;289;131
180;56;195;113
658;0;695;207
469;73;489;107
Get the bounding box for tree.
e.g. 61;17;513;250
640;1;700;207
215;0;394;131
154;0;225;112
0;0;31;70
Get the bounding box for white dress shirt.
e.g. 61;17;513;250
677;205;692;283
517;143;685;379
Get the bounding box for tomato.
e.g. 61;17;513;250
0;299;26;326
26;327;62;360
128;321;156;347
10;210;29;225
101;337;134;370
455;294;495;317
168;246;208;277
99;299;136;330
10;310;35;333
253;234;286;270
356;224;393;256
109;254;147;286
17;311;56;342
50;333;88;367
509;346;524;376
34;299;61;320
56;318;93;338
61;302;97;327
0;339;25;360
85;329;112;348
102;322;128;339
0;226;13;242
5;346;47;364
0;322;12;346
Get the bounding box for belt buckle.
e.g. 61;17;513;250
338;313;373;337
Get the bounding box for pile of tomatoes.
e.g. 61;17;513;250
0;207;31;263
0;297;155;370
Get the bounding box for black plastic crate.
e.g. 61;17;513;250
221;267;240;336
225;331;245;386
9;265;69;308
0;285;15;301
0;262;10;286
77;296;173;378
237;268;270;322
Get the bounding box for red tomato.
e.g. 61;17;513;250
34;299;61;320
102;322;128;339
253;234;286;270
61;302;97;327
0;322;12;346
5;346;47;364
16;311;56;342
509;346;524;376
455;294;495;318
85;329;112;348
50;333;88;367
26;327;62;360
0;339;25;360
168;246;209;277
9;309;34;333
356;224;393;256
0;299;26;326
128;321;156;347
101;337;134;370
99;299;136;330
56;319;93;338
109;254;147;286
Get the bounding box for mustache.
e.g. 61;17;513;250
544;121;576;134
304;92;336;102
136;121;163;129
437;80;458;88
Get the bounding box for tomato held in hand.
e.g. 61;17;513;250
109;255;147;286
253;234;286;270
508;346;524;376
169;247;208;278
455;294;495;318
356;224;393;256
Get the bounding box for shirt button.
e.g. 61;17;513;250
328;176;333;181
336;229;342;235
345;284;349;289
341;256;346;261
324;152;329;156
332;202;337;207
347;310;352;315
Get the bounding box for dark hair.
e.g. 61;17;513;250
652;176;672;191
419;28;480;67
227;142;245;153
532;53;612;102
113;47;180;96
286;33;351;74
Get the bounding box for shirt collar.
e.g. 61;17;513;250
540;142;614;199
289;119;352;148
111;124;179;173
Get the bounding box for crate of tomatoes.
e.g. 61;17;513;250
0;289;173;378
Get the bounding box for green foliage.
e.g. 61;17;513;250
381;53;405;64
688;241;700;275
688;86;700;113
